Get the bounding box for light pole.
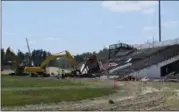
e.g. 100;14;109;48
158;0;162;42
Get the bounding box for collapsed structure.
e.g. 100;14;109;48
2;37;179;80
105;38;179;79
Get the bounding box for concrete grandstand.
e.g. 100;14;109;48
107;37;179;79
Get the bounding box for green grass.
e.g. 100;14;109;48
2;88;115;107
1;76;84;88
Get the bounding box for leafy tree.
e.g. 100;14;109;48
17;49;25;65
1;48;5;70
2;45;110;69
97;47;109;63
31;49;50;66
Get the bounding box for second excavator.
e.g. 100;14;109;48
23;50;79;77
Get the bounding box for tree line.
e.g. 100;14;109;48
1;49;51;69
1;47;109;69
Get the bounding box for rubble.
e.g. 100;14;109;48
141;77;150;81
116;75;140;81
100;75;108;80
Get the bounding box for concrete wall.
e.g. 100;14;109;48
129;55;179;79
46;67;72;75
46;67;59;75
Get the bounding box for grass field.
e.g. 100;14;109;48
1;75;84;88
2;75;179;111
2;88;115;107
1;75;116;108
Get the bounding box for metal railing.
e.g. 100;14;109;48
132;37;179;49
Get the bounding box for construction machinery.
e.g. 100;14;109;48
23;50;103;77
23;50;79;77
25;38;32;66
3;48;78;77
24;50;101;77
3;47;27;76
23;51;103;77
4;47;103;77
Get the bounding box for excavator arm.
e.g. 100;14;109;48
24;50;78;75
40;50;77;69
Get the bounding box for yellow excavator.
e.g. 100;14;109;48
23;50;79;77
4;47;102;77
4;47;80;77
3;47;27;76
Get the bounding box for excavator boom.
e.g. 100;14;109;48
40;50;77;68
24;50;78;75
3;48;79;77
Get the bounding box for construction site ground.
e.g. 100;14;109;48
2;75;179;111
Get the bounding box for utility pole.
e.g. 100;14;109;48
158;0;162;42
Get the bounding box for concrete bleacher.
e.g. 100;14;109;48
112;65;133;74
130;46;168;59
108;46;167;72
112;46;167;63
131;44;179;71
108;44;179;76
107;38;179;76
